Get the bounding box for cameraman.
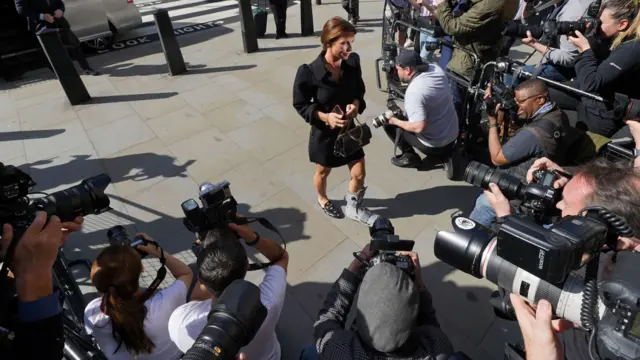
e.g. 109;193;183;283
469;79;572;227
84;234;193;359
381;50;459;168
485;157;640;360
510;0;594;84
548;0;639;137
0;212;83;360
302;245;454;359
424;0;519;121
168;224;288;360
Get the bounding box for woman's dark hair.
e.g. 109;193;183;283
91;245;155;355
320;16;357;50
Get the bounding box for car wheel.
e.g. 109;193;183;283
83;35;114;52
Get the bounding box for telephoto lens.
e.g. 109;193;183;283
106;225;149;258
464;161;525;200
372;111;392;128
182;280;267;360
434;216;606;327
31;174;112;222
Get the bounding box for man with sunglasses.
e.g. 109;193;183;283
469;79;572;227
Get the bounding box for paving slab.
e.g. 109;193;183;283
0;1;543;358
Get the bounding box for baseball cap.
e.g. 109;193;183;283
396;50;424;68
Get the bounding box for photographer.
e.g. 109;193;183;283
548;0;639;137
0;212;83;360
510;0;594;84
485;156;640;360
380;50;459;169
302;245;454;360
84;234;193;359
424;0;520;121
168;224;288;360
469;79;572;227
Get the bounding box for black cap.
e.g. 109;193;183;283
396;50;423;68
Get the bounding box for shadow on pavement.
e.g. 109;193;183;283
87;91;179;104
0;129;65;141
258;44;321;52
100;62;256;77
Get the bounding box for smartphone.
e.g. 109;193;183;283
332;105;344;117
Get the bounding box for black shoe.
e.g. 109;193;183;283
319;200;344;219
83;68;100;76
275;34;281;39
391;152;421;168
281;32;288;38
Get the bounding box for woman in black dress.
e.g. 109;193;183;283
292;17;379;226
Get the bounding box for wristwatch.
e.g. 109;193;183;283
634;148;640;158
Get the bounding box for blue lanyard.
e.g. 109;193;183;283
533;102;554;117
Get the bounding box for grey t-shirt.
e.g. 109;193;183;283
404;64;459;148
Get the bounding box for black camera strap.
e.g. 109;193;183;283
235;216;287;271
139;240;167;300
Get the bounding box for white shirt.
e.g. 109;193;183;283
168;265;287;360
85;280;188;360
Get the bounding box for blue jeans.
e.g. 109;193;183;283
419;30;437;62
504;64;572;88
469;192;495;228
300;344;318;360
449;77;465;129
439;35;454;69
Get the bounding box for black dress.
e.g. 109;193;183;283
293;51;367;168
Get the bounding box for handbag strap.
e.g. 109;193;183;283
340;117;365;142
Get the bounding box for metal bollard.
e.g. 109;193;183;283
154;9;188;76
300;0;314;36
237;0;259;53
37;30;91;105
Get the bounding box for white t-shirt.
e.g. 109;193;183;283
405;64;459;148
85;280;188;360
168;265;287;360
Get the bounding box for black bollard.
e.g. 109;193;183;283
316;0;321;4
237;0;259;53
37;30;91;105
154;9;187;76
300;0;314;36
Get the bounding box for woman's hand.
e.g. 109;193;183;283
568;31;591;53
135;233;162;257
327;112;347;129
345;103;359;120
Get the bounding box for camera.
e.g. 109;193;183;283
464;161;561;219
484;82;518;113
182;279;267;360
547;18;601;37
0;163;111;242
381;42;398;74
106;225;150;258
372;100;404;128
360;218;416;278
182;180;239;239
435;215;640;360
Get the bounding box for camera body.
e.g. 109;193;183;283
182;181;238;239
464;161;561;220
106;225;150;258
364;218;416;279
484;81;518;113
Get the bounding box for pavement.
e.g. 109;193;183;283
0;1;542;358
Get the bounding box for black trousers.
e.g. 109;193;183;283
383;124;455;156
341;0;359;19
35;17;91;70
547;81;620;138
269;0;288;35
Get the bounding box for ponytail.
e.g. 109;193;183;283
91;245;156;356
611;11;640;49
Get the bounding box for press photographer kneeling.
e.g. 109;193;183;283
445;156;640;360
303;218;454;359
169;181;288;360
373;50;459;171
469;79;572;228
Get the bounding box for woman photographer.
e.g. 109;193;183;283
84;234;193;360
548;0;640;137
292;17;378;225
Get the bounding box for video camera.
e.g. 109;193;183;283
354;218;416;279
182;279;267;360
434;210;640;360
464;161;564;221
